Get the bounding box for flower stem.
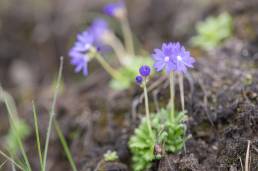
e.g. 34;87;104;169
179;73;185;111
143;78;152;136
109;34;127;65
95;53;121;80
169;72;175;122
120;17;134;55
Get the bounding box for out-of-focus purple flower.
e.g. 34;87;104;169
172;42;195;73
89;18;110;40
139;65;151;77
69;30;93;76
72;31;94;52
69;50;89;76
103;1;126;18
135;75;143;85
152;43;176;74
88;18;112;52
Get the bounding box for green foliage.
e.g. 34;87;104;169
128;117;156;171
190;12;233;50
103;150;119;162
110;56;153;90
5;119;31;156
129;109;187;171
157;109;187;153
0;58;78;171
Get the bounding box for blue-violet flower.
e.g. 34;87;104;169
152;42;195;74
89;18;113;52
139;65;151;77
69;31;94;76
172;42;195;73
103;1;126;18
135;75;143;85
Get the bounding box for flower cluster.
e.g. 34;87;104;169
135;65;151;85
68;19;111;76
152;42;195;74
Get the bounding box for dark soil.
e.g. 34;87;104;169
156;38;258;171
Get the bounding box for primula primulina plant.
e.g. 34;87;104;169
129;42;195;171
103;150;119;162
190;12;233;50
69;1;152;90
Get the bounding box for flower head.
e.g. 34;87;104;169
69;50;89;76
103;1;126;19
172;42;195;73
135;75;143;85
68;30;94;76
72;31;94;52
152;42;195;74
139;65;151;77
88;18;113;52
89;18;110;40
152;43;176;74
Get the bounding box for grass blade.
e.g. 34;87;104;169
0;150;24;170
32;101;43;171
42;57;64;171
0;160;7;169
4;99;32;171
54;119;78;171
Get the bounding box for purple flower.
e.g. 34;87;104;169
88;18;112;52
172;42;195;73
69;30;93;76
139;65;151;77
135;75;143;85
73;31;94;52
152;42;195;74
103;1;125;18
69;50;89;76
152;43;176;74
89;18;110;41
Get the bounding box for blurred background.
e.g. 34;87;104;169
0;0;258;88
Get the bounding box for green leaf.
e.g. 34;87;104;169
190;12;233;50
103;150;119;162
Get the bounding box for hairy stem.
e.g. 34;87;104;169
109;34;127;64
95;53;121;80
143;78;152;136
120;17;134;55
179;73;185;111
169;72;175;122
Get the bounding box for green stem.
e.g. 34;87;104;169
179;73;185;111
42;57;63;171
95;53;121;80
169;72;175;122
143;78;152;136
120;17;134;55
32;102;43;171
54;120;78;171
109;34;127;64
